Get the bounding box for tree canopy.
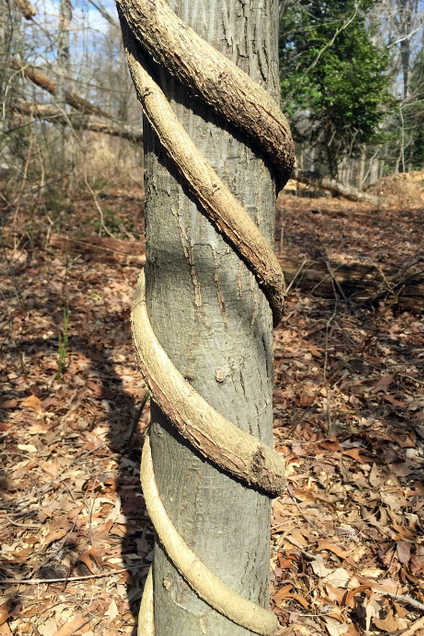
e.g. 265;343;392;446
280;0;393;178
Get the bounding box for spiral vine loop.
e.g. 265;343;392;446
118;0;295;633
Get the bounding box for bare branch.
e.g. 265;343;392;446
11;100;143;144
10;58;115;121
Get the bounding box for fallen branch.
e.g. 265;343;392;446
11;101;143;144
281;255;424;311
0;563;147;585
5;231;423;310
293;169;380;205
10;58;113;121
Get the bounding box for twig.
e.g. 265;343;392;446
325;261;347;301
5;443;107;506
371;589;424;613
285;259;308;294
290;292;400;430
286;485;332;539
396;373;424;386
124;391;150;452
87;473;99;548
0;563;148;585
398;615;424;636
369;257;394;296
84;170;115;239
65;618;93;636
323;297;338;435
310;263;343;295
2;517;39;529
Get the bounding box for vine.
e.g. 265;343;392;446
117;0;295;633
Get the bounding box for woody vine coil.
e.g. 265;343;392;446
117;0;295;633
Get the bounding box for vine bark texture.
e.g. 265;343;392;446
118;0;295;634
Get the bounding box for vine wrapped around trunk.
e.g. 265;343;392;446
118;0;295;634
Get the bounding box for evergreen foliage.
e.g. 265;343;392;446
406;49;424;168
280;0;393;178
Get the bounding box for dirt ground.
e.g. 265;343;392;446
0;176;424;636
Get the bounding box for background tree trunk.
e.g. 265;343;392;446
142;1;280;634
56;0;72;170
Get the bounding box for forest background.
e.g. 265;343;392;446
1;1;424;636
1;0;424;196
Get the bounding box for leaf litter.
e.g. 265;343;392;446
0;187;423;636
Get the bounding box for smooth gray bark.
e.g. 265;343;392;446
143;1;279;634
56;0;72;109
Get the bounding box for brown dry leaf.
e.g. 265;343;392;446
292;487;316;502
381;490;409;511
384;394;406;408
325;583;346;605
344;585;370;608
410;555;424;574
393;602;407;619
42;517;73;549
287;528;311;547
7;546;33;563
39;460;60;477
22;394;42;411
311;554;333;577
105;599;119;619
319;441;343;452
369;463;383;487
92;518;114;545
86;381;106;399
273;499;290;524
317;540;351;559
392;432;416;448
356;575;405;594
52;617;89;636
76;546;100;574
38;618;58;636
289;593;309;609
278;554;295;569
0;599;10;627
389;461;415;477
0;623;12;635
308;344;323;357
325;568;351;588
323;617;349;636
396;541;411;565
273;584;309;609
371;375;394;393
17;443;38;454
414;481;424;496
344;625;360;636
373;607;408;632
342;448;372;464
273;583;294;605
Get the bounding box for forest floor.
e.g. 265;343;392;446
0;180;424;636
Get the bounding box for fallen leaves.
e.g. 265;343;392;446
271;261;424;635
2;191;424;636
21;394;42;411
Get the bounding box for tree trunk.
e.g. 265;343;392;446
56;0;72;170
56;0;72;109
141;1;279;634
399;0;412;100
